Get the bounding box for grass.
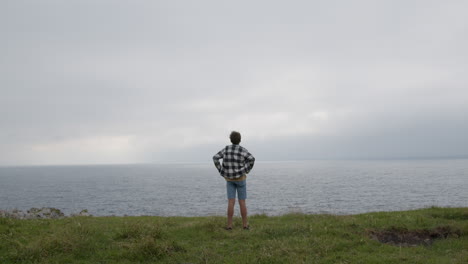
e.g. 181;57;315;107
0;207;467;263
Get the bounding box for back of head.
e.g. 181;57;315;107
230;131;241;145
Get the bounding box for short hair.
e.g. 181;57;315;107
230;131;241;145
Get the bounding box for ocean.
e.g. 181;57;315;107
0;159;467;216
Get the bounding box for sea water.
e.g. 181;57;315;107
0;159;467;216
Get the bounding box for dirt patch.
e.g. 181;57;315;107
368;226;461;246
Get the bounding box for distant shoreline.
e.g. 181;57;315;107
1;156;468;168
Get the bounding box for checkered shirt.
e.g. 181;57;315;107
213;144;255;179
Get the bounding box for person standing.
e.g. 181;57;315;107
213;131;255;230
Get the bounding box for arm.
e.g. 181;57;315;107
242;150;255;174
213;148;225;173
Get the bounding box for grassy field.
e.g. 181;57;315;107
0;207;467;263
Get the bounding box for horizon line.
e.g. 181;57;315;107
1;156;467;168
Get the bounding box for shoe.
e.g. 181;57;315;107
243;225;250;230
225;227;232;231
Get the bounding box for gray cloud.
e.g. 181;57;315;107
1;0;467;165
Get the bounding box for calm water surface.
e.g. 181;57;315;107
0;159;467;216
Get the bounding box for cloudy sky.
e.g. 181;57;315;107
1;0;467;166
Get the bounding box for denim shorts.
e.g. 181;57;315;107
226;180;247;200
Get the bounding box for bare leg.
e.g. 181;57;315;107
238;199;248;228
227;198;236;228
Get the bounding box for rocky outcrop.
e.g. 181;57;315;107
70;209;91;217
0;207;92;219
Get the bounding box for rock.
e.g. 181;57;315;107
27;207;65;219
71;209;92;217
0;207;89;219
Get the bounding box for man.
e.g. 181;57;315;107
213;131;255;230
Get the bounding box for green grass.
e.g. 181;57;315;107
1;207;467;263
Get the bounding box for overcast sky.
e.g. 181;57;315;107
1;0;467;166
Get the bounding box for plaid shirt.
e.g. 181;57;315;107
213;144;255;179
